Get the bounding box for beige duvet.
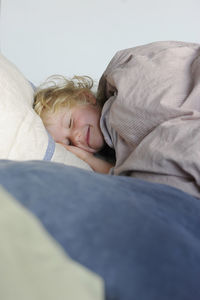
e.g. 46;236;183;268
98;41;200;198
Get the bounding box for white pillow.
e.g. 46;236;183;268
0;53;91;170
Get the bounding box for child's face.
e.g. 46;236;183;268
43;104;104;153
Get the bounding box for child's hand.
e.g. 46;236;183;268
61;144;93;163
59;143;113;174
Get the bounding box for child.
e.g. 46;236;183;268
33;75;114;174
34;41;200;199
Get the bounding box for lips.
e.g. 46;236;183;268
86;126;90;147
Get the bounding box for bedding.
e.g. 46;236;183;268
0;159;200;300
98;41;200;198
1;41;200;300
0;53;91;170
0;184;103;300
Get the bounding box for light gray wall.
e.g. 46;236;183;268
1;0;200;85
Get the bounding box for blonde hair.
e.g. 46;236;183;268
33;75;96;119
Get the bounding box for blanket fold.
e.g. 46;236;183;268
98;41;200;198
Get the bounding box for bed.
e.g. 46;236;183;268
0;42;200;300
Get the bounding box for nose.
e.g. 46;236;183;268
69;128;82;146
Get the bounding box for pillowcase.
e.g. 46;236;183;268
0;53;91;170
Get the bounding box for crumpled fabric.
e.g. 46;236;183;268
99;41;200;198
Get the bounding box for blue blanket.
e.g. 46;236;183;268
0;160;200;300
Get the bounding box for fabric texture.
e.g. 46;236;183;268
98;41;200;198
0;160;200;300
0;53;91;170
0;184;103;300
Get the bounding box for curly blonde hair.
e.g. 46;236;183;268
33;75;96;119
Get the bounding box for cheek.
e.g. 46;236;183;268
74;106;101;127
46;125;59;140
87;109;101;125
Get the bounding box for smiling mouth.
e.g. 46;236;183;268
86;126;90;147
